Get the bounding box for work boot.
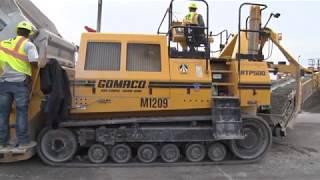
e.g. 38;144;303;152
17;141;37;150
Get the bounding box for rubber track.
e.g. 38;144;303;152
39;95;274;167
40;157;263;168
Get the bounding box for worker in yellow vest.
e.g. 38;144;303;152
0;21;38;150
182;2;205;52
183;2;205;27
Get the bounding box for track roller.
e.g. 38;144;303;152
207;142;227;162
160;144;180;163
185;143;206;162
230;116;272;160
111;144;132;163
137;144;158;163
88;144;108;164
38;128;78;163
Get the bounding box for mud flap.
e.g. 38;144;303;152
212;96;243;140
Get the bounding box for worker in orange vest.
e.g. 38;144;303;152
0;21;38;151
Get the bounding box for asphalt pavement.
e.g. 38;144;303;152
0;112;319;180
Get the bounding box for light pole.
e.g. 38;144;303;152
296;55;302;113
97;0;103;32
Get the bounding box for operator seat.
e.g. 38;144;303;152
184;24;206;52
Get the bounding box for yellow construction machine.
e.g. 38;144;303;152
1;0;319;165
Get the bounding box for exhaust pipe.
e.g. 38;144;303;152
97;0;102;32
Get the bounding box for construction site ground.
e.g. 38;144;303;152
0;104;319;180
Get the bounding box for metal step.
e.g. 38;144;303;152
211;70;232;73
0;146;35;163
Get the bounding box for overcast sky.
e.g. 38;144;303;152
30;0;320;66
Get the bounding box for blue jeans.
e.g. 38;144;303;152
0;81;30;145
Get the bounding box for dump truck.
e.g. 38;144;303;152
1;0;319;165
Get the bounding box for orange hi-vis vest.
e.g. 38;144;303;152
0;36;31;76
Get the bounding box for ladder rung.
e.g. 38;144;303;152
212;96;239;99
210;57;232;61
214;121;242;123
212;70;232;73
212;83;234;86
213;107;240;110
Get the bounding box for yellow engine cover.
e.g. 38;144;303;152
238;61;271;107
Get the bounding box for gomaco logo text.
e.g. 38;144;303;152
97;80;146;89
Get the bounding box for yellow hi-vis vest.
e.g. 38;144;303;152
0;36;31;76
183;12;199;25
